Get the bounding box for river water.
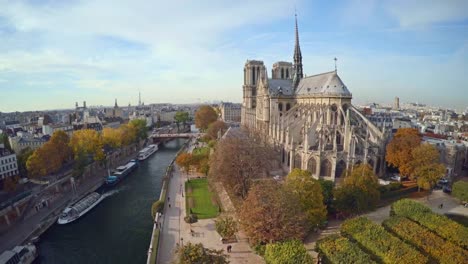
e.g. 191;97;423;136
36;139;186;264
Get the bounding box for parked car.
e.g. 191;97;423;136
390;175;401;182
438;178;449;184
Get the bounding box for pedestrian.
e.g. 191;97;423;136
226;245;230;253
168;197;170;202
439;203;444;209
169;203;171;208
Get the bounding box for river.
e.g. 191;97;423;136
36;139;186;264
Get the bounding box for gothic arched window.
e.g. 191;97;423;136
307;158;317;175
335;160;346;178
320;159;332;177
294;154;302;169
286;68;289;78
281;68;284;79
286;103;291;111
278;103;283;112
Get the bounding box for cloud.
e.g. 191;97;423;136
386;0;468;28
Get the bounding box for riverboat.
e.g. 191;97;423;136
105;161;138;186
0;244;37;264
57;192;104;224
137;144;158;161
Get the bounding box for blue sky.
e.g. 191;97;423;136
0;0;467;112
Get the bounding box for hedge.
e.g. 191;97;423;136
264;239;313;264
383;216;468;263
391;199;468;249
151;200;164;220
316;234;376;264
341;217;428;264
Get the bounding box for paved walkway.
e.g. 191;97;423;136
157;140;263;264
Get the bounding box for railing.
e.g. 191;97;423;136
151;133;204;139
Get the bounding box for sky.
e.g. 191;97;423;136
0;0;467;112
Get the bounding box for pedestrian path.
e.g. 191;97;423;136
157;163;263;263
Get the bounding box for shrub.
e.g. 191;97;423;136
379;182;403;193
151;200;164;219
383;216;468;263
264;240;313;264
316;234;376;264
215;216;238;239
341;217;428;264
391;199;468;249
184;214;198;224
252;244;266;257
453;181;468;202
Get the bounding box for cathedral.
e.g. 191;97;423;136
241;15;388;181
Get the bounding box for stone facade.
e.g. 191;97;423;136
241;16;387;182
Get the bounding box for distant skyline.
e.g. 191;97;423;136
0;0;467;112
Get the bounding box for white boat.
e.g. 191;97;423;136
57;192;104;224
0;244;37;264
138;144;158;161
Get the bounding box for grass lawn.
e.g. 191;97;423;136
185;178;219;219
192;146;210;156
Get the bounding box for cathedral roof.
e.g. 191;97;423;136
268;79;294;96
295;71;352;97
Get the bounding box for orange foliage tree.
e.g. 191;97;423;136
239;180;308;244
206;120;227;140
194;105;218;131
385;128;422;177
69;129;105;161
411;143;445;190
176;152;193;173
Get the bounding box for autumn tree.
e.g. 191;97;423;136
453;181;468;202
176;152;193;173
176;242;229;264
411;143;445;190
69;129;105;161
102;127;123;149
333;164;380;215
239;180;308;244
26;130;72;178
3;176;18;193
285;169;327;229
206;120;228;140
174;111;190;132
209;134;276;199
195;105;218;131
119;124;137;145
386;128;422;177
264;240;314;264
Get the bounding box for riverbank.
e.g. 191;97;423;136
0;141;145;253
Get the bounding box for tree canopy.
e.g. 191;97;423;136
285;169;327;229
239;180;308;244
333;164;380;215
174;111;190;131
176;152;193;172
175;242;229;264
215;216;238;239
195;105;218;131
386;128;422;177
206;120;228;140
410;143;445;190
209;134;275;199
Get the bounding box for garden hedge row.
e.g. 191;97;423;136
316;234;376;264
383;216;468;263
391;199;468;249
341;217;428;264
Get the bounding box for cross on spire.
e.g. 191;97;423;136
334;57;338;72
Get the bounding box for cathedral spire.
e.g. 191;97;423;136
114;98;118;108
293;12;303;88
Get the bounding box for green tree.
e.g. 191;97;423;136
174;111;190;132
215;216;238;239
264;240;314;264
318;179;334;213
176;242;229;264
285;169;327;229
17;147;34;177
452;181;468;202
239;180;308;244
333;164;380;215
129;119;147;142
411;143;445;190
195;105;218;131
0;133;12;152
